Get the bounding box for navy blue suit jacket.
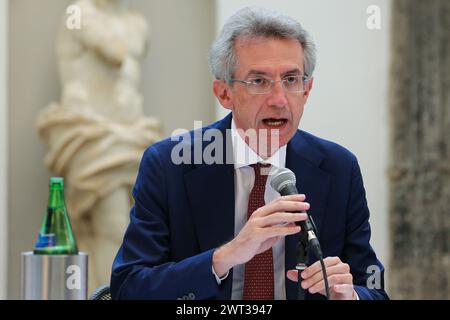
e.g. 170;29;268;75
111;114;388;300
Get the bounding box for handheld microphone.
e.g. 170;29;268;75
270;168;323;258
270;167;330;299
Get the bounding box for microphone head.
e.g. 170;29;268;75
270;167;296;193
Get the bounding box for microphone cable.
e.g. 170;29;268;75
270;167;331;299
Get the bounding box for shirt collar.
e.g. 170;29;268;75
231;117;287;169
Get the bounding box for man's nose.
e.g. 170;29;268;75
267;81;288;108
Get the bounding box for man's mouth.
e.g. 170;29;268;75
262;118;288;127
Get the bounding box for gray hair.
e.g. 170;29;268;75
209;6;316;82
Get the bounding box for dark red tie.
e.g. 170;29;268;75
242;163;274;300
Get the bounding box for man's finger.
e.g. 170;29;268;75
263;224;301;239
254;199;310;217
328;284;356;300
308;274;352;295
332;284;353;294
260;212;308;226
301;263;350;289
286;269;299;282
301;256;341;279
273;194;306;202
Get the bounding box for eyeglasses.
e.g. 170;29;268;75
229;74;309;95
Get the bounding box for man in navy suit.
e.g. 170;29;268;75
111;7;388;300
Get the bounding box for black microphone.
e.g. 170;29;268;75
270;168;323;258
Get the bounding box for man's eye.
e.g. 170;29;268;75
284;76;299;84
249;78;268;86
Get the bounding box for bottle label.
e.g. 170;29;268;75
35;233;56;248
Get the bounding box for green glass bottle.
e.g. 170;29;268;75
34;177;78;255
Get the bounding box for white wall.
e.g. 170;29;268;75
0;0;8;300
215;0;391;279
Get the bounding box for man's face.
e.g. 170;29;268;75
214;37;313;155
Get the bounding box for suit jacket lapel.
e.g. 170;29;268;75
284;130;331;300
184;114;235;299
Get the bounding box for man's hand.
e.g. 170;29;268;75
286;256;357;300
213;194;309;277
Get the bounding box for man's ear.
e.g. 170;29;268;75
213;79;234;110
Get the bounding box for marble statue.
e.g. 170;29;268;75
37;0;161;292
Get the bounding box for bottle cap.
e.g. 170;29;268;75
49;177;64;188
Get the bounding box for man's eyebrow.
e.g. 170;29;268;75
245;70;271;78
281;69;303;76
244;68;304;78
